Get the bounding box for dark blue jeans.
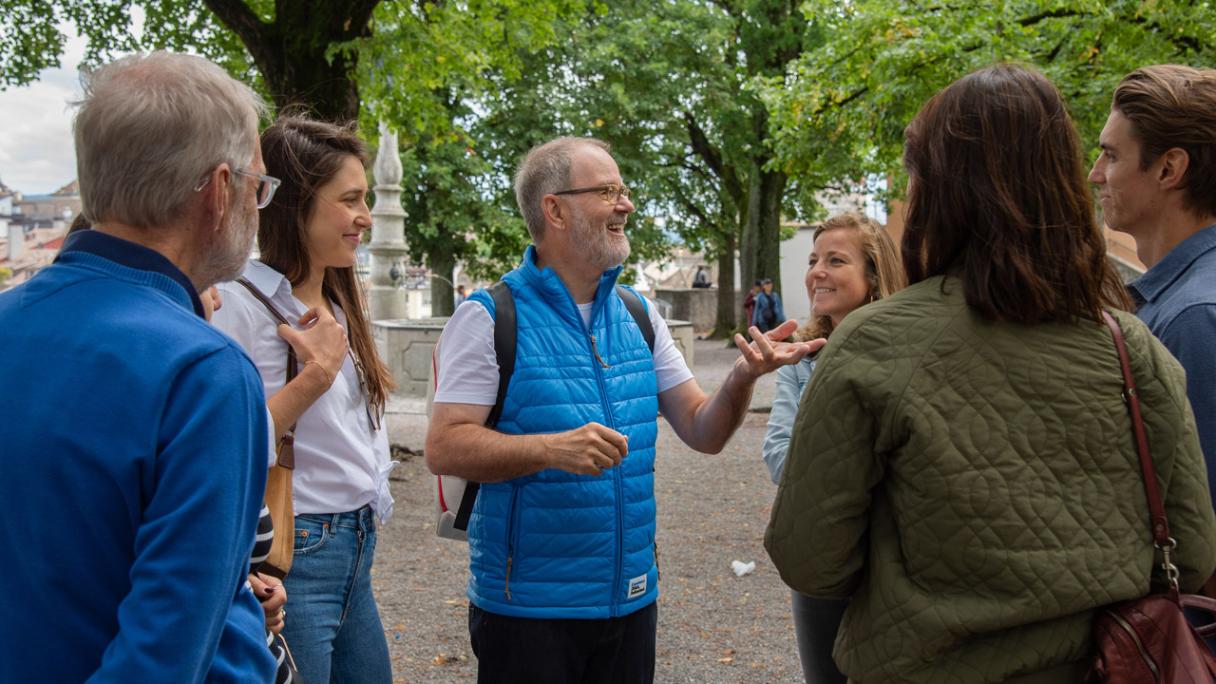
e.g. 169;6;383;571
469;602;657;684
792;591;848;684
281;506;391;684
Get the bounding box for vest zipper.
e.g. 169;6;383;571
590;334;611;368
504;486;521;601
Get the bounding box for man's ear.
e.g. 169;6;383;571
541;194;566;234
1158;148;1191;191
200;164;233;232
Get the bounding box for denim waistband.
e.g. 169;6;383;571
297;505;375;532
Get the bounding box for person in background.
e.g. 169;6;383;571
455;283;468;306
752;277;785;333
212;115;396;684
692;265;711;288
761;212;904;683
742;279;761;332
766;63;1216;683
0;51;275;682
1090;65;1216;512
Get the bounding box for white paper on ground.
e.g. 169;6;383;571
730;560;756;577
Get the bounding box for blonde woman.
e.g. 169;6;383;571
761;213;904;683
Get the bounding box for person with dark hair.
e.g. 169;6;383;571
692;265;710;288
751;277;785;333
211;115;396;684
1091;65;1216;509
767;64;1216;682
0;52;274;683
761;213;905;683
742;279;762;330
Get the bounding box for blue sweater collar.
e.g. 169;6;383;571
56;229;205;317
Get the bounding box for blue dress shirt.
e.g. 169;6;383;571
1131;224;1216;511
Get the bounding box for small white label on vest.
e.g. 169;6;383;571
628;574;647;599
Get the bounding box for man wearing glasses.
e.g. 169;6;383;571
0;52;276;682
428;137;818;682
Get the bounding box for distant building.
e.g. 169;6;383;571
0;178;80;290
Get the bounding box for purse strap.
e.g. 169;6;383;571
236;277;298;469
1100;310;1180;591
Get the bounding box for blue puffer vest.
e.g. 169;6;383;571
465;246;660;619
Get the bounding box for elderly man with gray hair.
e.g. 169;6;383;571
0;52;276;682
427;137;818;682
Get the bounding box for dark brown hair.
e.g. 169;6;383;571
258;115;394;414
798;213;906;341
902;64;1131;323
1113;64;1216;217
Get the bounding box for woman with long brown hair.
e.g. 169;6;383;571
766;64;1216;682
212;115;396;683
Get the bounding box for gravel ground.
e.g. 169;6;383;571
374;338;805;683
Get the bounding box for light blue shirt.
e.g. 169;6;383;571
762;355;817;484
1130;224;1216;510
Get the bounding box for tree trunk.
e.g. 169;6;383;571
203;0;380;122
712;229;737;338
743;160;786;293
429;248;456;317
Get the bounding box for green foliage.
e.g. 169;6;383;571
762;0;1216;193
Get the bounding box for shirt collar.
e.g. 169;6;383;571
1129;224;1216;304
57;228;204;317
241;259;293;300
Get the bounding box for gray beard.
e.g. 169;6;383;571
573;213;630;272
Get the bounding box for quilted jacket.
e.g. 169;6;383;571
464;246;660;619
766;275;1216;683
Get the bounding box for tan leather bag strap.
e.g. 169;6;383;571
235;277;297;469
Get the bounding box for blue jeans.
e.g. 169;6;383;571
792;591;847;684
282;506;392;684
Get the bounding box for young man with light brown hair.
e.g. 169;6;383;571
1090;64;1216;510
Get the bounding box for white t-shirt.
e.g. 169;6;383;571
434;295;694;405
212;260;395;523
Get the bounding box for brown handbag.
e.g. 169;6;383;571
236;278;297;580
1088;310;1216;683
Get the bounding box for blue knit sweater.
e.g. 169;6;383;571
0;231;274;683
466;246;660;619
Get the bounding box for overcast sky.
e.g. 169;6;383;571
0;27;89;196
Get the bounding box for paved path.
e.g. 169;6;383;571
374;338;806;682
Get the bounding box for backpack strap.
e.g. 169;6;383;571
452;280;515;532
616;285;655;352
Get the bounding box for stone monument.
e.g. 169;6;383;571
368;122;409;320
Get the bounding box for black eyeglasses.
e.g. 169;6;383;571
553;183;632;204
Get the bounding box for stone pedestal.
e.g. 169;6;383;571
666;320;695;369
654;288;717;333
368;123;409;321
374;317;447;400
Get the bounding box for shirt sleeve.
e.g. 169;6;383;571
90;348;269;681
433;300;500;405
646;296;695;393
1158;303;1216;512
762;363;807;484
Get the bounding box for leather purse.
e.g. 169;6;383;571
236;278;297;579
1088;310;1216;682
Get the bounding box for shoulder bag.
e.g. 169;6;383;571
1088;310;1216;682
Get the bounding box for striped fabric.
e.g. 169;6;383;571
249;505;297;684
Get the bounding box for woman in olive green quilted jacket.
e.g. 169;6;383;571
765;64;1216;683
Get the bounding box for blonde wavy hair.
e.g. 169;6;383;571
796;213;906;341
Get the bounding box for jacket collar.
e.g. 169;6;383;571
517;244;624;320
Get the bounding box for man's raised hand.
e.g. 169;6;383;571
732;320;826;380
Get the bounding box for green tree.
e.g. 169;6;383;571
1;0;381;121
762;0;1216;198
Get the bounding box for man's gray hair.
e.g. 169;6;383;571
74;51;266;229
513;137;610;241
